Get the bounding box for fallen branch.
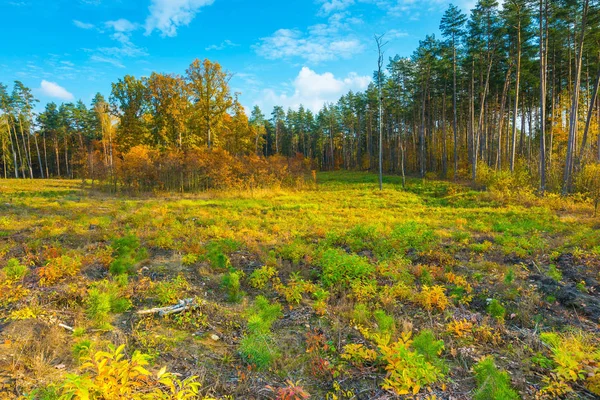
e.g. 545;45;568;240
137;298;195;317
58;323;74;332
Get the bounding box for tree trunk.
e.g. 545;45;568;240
576;65;600;169
562;0;589;195
498;66;512;170
539;0;547;193
511;20;522;173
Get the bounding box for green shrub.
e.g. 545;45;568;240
204;239;242;270
413;329;447;372
374;309;395;337
181;253;199;266
473;356;519;400
352;303;371;326
246;296;282;334
487;299;506;321
379;332;445;396
3;258;28;281
239;296;283;369
319;248;374;288
278;239;313;265
154;275;190;306
548;264;563;282
249;265;277;289
222;269;245;302
239;334;278;370
390;221;437;254
109;234;147;276
86;279;132;326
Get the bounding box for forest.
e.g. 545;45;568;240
1;0;600;399
1;0;600;197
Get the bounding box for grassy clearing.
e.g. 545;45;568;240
0;172;599;399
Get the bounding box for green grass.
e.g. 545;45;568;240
0;171;599;399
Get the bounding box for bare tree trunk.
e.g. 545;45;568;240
511;18;522;173
18;117;33;178
474;57;494;182
563;0;589;195
539;0;547;193
576;66;600;169
376;34;386;189
8;118;21;178
498;66;512;170
452;38;459;180
54;137;61;178
34;134;43;179
43;133;49;178
5;118;18;178
2;132;6;179
442;89;448;178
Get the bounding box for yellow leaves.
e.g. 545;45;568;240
59;343;203;399
540;331;600;396
378;331;444;396
341;344;378;367
446;319;473;338
38;254;82;286
418;285;449;312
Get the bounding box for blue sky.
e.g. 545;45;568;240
0;0;474;114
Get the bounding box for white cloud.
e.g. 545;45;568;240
90;55;125;68
205;39;239;51
257;67;370;112
254;12;364;64
39;80;74;101
318;0;355;15
105;19;138;32
145;0;215;37
73;20;95;29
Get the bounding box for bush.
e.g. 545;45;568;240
318;248;375;289
86;279;132;327
379;331;445;396
59;344;206;399
540;332;600;396
412;329;446;372
487;299;506;321
3;258;28;281
575;163;600;215
239;334;279;370
181;253;199;266
473;356;519;400
246;296;282;335
249;265;277;289
109;234;148;276
154;275;190;306
239;296;282;370
418;285;449;312
38;255;82;286
222;269;245;303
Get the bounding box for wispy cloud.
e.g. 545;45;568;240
145;0;215;37
205;39;239;51
73;20;95;29
317;0;355;15
105;19;138;33
39;80;74;101
254;13;364;64
90;55;125;68
84;18;146;68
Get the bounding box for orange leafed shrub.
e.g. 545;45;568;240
38;255;82;286
115;147;310;193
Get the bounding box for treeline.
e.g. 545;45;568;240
0;60;311;191
1;0;600;195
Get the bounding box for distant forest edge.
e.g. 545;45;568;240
1;0;600;196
